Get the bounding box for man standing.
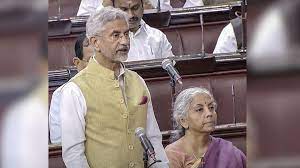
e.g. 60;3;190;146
49;33;93;144
61;7;169;168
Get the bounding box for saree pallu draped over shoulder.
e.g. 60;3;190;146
199;136;246;168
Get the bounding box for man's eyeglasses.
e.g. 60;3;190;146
94;32;130;42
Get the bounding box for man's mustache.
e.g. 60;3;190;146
116;46;129;52
129;17;139;22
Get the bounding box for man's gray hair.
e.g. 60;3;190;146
173;87;216;129
86;6;129;39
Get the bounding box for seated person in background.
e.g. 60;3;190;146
165;87;246;168
77;0;206;16
49;33;93;144
106;0;174;61
177;0;204;8
77;0;172;16
213;17;242;54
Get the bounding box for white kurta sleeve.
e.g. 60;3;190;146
183;0;204;8
213;23;238;54
77;0;102;16
161;33;174;58
49;86;63;144
60;82;90;168
149;0;172;10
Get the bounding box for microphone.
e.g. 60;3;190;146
157;0;161;12
135;127;156;161
162;59;182;85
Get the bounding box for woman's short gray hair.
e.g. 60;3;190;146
86;6;129;39
173;87;216;129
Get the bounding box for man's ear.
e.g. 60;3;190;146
73;57;80;67
179;117;189;129
90;37;101;52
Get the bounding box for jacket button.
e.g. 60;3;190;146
128;145;134;150
129;162;135;167
122;113;128;119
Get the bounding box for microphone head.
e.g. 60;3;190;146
162;59;172;70
135;127;145;137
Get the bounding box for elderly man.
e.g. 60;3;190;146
49;33;93;144
60;7;169;168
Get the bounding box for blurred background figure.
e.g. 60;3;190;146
213;16;242;54
77;0;173;16
0;0;48;167
248;0;300;167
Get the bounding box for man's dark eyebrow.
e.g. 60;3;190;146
111;30;121;34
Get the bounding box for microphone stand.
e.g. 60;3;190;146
241;0;247;52
143;151;148;168
170;78;176;107
200;14;206;59
57;0;62;20
231;84;236;125
170;77;177;130
157;0;161;12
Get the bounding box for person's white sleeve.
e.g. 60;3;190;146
160;33;174;58
138;76;169;168
183;0;204;8
60;82;90;168
149;0;172;10
213;23;238;54
49;86;63;144
77;0;102;16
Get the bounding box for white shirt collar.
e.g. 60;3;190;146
130;19;147;37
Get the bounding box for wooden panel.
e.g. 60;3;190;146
48;4;243;70
146;70;246;131
49;0;81;18
49;156;65;168
48;22;227;70
48;36;78;70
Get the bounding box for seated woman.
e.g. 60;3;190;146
165;87;246;168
